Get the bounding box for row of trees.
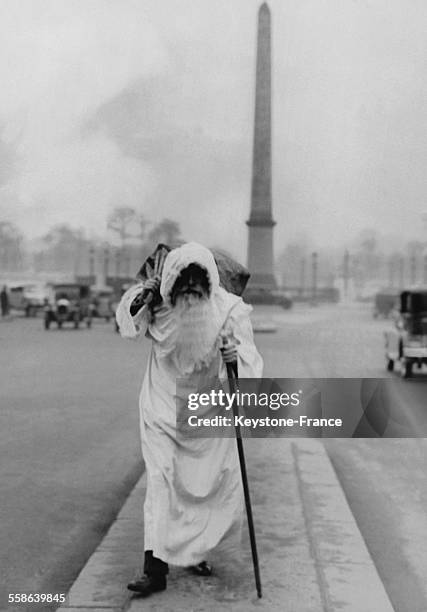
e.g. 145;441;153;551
35;210;183;277
0;209;183;278
2;213;427;291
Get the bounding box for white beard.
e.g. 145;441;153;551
172;293;220;374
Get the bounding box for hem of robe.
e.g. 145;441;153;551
147;519;243;567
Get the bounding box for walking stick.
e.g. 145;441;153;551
222;339;262;599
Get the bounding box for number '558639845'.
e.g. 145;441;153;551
8;593;66;604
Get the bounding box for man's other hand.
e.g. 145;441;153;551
221;342;237;364
143;275;161;304
130;276;161;315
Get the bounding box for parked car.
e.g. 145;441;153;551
373;290;399;318
7;283;49;317
384;288;427;378
243;288;293;309
44;283;93;329
90;285;114;321
316;287;340;303
8;284;27;311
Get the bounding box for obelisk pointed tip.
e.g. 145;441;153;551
259;2;270;13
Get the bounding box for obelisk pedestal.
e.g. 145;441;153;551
246;3;277;290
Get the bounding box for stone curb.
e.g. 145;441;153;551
292;440;394;612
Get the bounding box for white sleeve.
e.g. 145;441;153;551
219;300;264;379
115;283;150;339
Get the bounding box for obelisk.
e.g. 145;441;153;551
246;2;277;290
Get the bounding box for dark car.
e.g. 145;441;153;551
243;288;292;309
44;283;93;330
90;285;114;322
373;290;399;319
384;288;427;377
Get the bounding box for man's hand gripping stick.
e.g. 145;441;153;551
220;332;238;365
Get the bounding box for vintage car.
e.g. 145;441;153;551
243;288;292;309
373;290;399;318
8;284;27;311
384;288;427;378
90;285;114;321
8;283;49;316
44;283;93;329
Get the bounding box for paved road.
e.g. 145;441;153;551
0;316;148;611
252;301;387;378
1;303;426;612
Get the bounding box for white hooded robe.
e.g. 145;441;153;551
116;243;263;566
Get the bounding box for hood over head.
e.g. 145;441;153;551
160;242;220;305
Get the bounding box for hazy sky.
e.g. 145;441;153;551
1;0;426;260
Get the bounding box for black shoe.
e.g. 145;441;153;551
189;561;213;576
127;574;167;596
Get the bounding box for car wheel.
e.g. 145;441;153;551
386;358;394;372
401;358;412;379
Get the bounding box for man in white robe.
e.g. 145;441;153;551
116;242;263;597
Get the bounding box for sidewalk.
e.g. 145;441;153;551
59;439;394;612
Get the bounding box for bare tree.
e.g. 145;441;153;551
107;207;138;248
107;207;140;277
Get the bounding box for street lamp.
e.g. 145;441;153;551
103;247;109;284
115;249;121;278
123;249;130;277
398;255;404;289
89;246;95;280
388;256;395;288
311;251;318;306
343;249;350;297
423;248;427;285
299;257;306;298
410;253;416;285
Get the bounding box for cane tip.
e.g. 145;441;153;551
257;589;262;598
